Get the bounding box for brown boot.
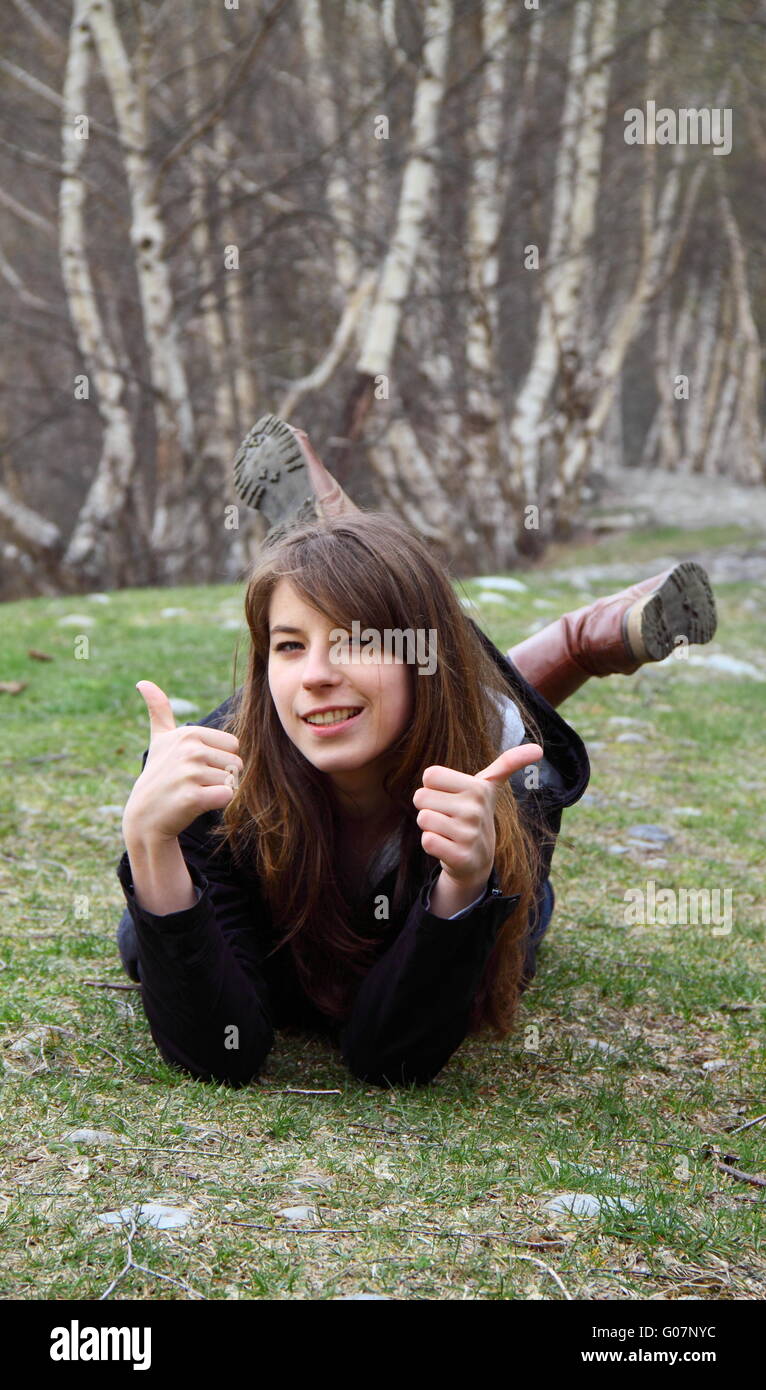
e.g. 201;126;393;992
232;414;360;539
507;561;717;707
285;425;361;522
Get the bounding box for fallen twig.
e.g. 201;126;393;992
707;1189;763;1203
503;1252;572;1299
703;1142;766;1188
83;979;142;992
100;1143;231;1159
258;1087;342;1096
726;1112;766;1135
609;1138;683;1148
712;1160;766;1189
99;1215;206;1301
87;1042;124;1069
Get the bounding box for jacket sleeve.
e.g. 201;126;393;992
116;807;275;1088
338;865;521;1088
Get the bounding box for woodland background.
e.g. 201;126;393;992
0;0;764;599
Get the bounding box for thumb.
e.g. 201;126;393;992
136;679;177;737
475;743;544;787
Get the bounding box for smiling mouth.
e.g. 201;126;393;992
301;707;363;728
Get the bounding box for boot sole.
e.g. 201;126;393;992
232;414;317;535
626;561;718;661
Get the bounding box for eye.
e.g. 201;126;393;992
275;640;303;652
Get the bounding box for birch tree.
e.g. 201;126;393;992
507;0;615;507
546;9;707;518
181;3;256;578
276;0;379;423
462;0;519;556
693;280;735;475
718;184;763;483
59;0;137;584
83;0;201;582
331;0;453;488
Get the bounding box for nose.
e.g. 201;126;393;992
301;639;344;689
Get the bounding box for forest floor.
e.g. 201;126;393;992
0;519;764;1301
581;462;766;538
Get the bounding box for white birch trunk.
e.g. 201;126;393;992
275;1;382;421
719;188;763;483
463;0;515;540
654;295;684;471
643;274;708;472
355;0;452;381
59;0;137;582
212;120;258;441
704;364;740;478
350;0;387;352
323;0;455;547
368;237;458;549
558;65;732;504
507;0;617;504
692;279;732;474
498;7;545;212
588;386;623;484
684;275;720;471
0;487;63;576
83;0;200;581
182;12;252;579
505;0;592;500
277;272;377;420
554;132;707;509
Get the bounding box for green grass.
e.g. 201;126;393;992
536;522;755;570
0;528;764;1300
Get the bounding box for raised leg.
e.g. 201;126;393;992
284;425;360;521
508;562;717;707
232;414;359;537
231;423;718;712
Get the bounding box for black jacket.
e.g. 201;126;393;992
116;623;590;1089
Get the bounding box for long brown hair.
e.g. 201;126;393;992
212;511;544;1037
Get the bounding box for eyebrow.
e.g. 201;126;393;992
269;625;304;636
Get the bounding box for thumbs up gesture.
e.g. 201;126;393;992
412;744;544;893
121;680;244;846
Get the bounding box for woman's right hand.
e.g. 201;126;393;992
122;680;244;846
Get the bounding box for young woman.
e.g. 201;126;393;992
116;421;716;1090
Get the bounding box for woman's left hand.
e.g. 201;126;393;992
413;744;544;889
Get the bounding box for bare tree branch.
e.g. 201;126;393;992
148;0;294;200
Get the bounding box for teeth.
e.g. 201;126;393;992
304;708;361;725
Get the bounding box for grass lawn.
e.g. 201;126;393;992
0;524;764;1301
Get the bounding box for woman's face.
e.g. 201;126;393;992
267;578;414;811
